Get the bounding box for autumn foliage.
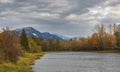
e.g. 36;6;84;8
0;27;20;63
0;24;120;63
43;24;118;51
0;27;42;63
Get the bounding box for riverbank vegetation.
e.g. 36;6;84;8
0;52;45;72
0;24;120;71
0;27;45;72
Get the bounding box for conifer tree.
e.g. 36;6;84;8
20;29;30;51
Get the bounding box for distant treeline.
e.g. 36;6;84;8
42;24;120;51
0;24;120;63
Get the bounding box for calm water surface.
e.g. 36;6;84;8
32;52;120;72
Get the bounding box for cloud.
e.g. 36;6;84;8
0;0;14;4
0;0;119;37
27;12;60;19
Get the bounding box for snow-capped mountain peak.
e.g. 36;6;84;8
15;27;67;41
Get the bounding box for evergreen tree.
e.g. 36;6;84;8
20;29;30;51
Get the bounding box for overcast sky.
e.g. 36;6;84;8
0;0;120;37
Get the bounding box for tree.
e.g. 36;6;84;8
109;24;114;34
0;27;20;63
114;32;120;48
114;24;120;49
94;24;106;50
53;39;60;51
88;33;99;50
32;36;46;51
103;33;116;49
20;29;30;51
28;37;41;53
79;38;88;50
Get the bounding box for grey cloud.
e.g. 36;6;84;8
0;0;119;37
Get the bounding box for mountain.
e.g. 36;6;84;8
54;34;70;40
15;27;65;41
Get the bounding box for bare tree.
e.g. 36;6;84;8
94;24;106;50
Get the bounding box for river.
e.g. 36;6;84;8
32;52;120;72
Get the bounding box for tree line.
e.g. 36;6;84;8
0;24;120;63
43;24;120;51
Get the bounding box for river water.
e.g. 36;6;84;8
32;52;120;72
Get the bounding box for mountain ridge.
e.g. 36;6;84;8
15;27;69;41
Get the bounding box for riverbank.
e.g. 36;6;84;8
46;50;120;53
81;50;120;53
94;50;120;53
79;50;120;53
82;50;120;53
0;52;45;72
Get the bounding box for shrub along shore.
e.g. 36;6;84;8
0;27;45;72
0;52;45;72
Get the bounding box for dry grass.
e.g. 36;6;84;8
0;52;45;72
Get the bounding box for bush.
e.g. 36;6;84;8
0;27;21;63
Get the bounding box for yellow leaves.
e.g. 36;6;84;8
0;34;3;40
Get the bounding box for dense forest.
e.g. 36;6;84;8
0;24;120;63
